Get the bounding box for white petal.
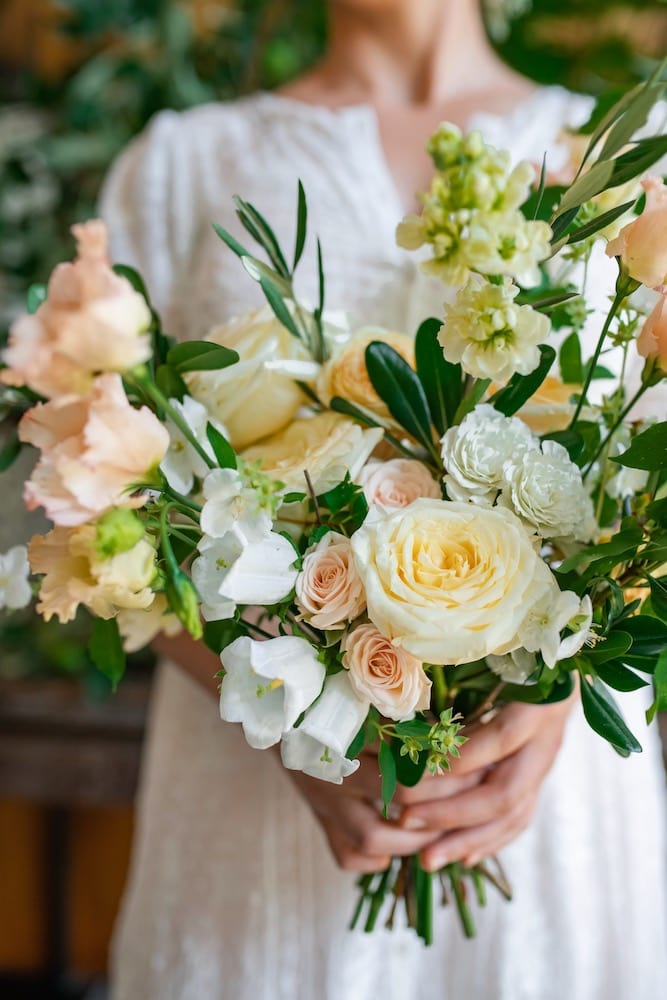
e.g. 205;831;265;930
280;729;360;784
298;672;369;756
248;635;325;729
220;532;297;604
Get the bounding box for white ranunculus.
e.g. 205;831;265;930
465;210;552;287
280;672;368;783
160;395;222;495
441;404;537;503
351;498;549;665
517;577;583;669
0;545;32;610
220;635;325;750
192;527;297;621
199;468;272;540
501;440;596;542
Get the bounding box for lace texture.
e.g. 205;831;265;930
101;88;667;1000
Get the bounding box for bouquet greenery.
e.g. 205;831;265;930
1;70;667;943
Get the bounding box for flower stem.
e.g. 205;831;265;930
569;283;628;427
137;378;216;471
583;380;651;478
431;664;448;717
447;862;476;939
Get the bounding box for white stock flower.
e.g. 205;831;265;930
465;211;551;287
200;468;272;540
219;635;325;750
280;672;368;783
441;404;537;503
192;527;297;621
0;545;32;610
160;396;221;495
357;458;441;509
351;498;552;665
439;276;550;382
501;440;596;542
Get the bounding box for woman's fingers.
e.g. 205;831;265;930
392;769;485;806
322;823;391;874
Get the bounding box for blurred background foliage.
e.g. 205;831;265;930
0;0;666;680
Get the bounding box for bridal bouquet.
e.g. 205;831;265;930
2;75;667;944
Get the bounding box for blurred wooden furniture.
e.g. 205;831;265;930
0;676;150;978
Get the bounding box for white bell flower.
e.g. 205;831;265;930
0;545;32;610
192;526;297;621
281;672;368;784
160;395;222;495
220;635;325;750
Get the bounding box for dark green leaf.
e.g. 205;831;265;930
234;196;290;279
88;617;126;690
646;498;667;527
613;422;667;471
599;83;665;161
167;341;239;373
579;675;642;755
595;660;648;693
646;649;667;725
619;616;667;672
502;674;574;704
557;523;642;573
203;617;247;655
293;180;308;270
586;631;632;664
541;429;583;462
566;200;636;245
113;264;151;305
378;739;398;816
0;429;22;472
453;378;491;423
347;724;366;759
27;283;47;314
365;342;436;456
648;576;667;624
206;423;237;470
521;184;566;223
559;332;583;384
155;364;188;401
415;317;462;434
212;221;251;260
490;345;556;417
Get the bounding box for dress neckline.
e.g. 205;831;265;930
253;86;573;217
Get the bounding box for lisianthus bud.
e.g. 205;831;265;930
606;177;667;291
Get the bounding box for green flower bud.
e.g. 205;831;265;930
95;509;145;558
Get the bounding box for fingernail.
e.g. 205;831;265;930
402;815;426;830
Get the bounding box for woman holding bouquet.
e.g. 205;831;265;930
101;0;667;997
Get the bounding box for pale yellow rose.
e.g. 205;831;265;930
357;458;441;509
243;412;383;494
515;375;578;434
19;373;169;526
117;595;182;652
1;221;151;398
342;623;431;722
317;328;414;419
606;177;667;290
29;524;157;624
637;295;667;370
295;531;366;629
351;498;551;665
185;307;320;449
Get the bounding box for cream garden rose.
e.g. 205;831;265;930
351;498;551;665
316;327;414;418
2;221;151;398
357;458;441;509
342;623;431;721
243;412;383;494
295;532;366;630
185;307;320;449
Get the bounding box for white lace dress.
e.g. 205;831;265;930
101;88;667;1000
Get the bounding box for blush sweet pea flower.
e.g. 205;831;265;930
637;295;667;370
1;221;151;398
19;374;170;526
606;177;667;291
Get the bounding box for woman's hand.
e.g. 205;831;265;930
286;750;481;873
396;699;574;870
